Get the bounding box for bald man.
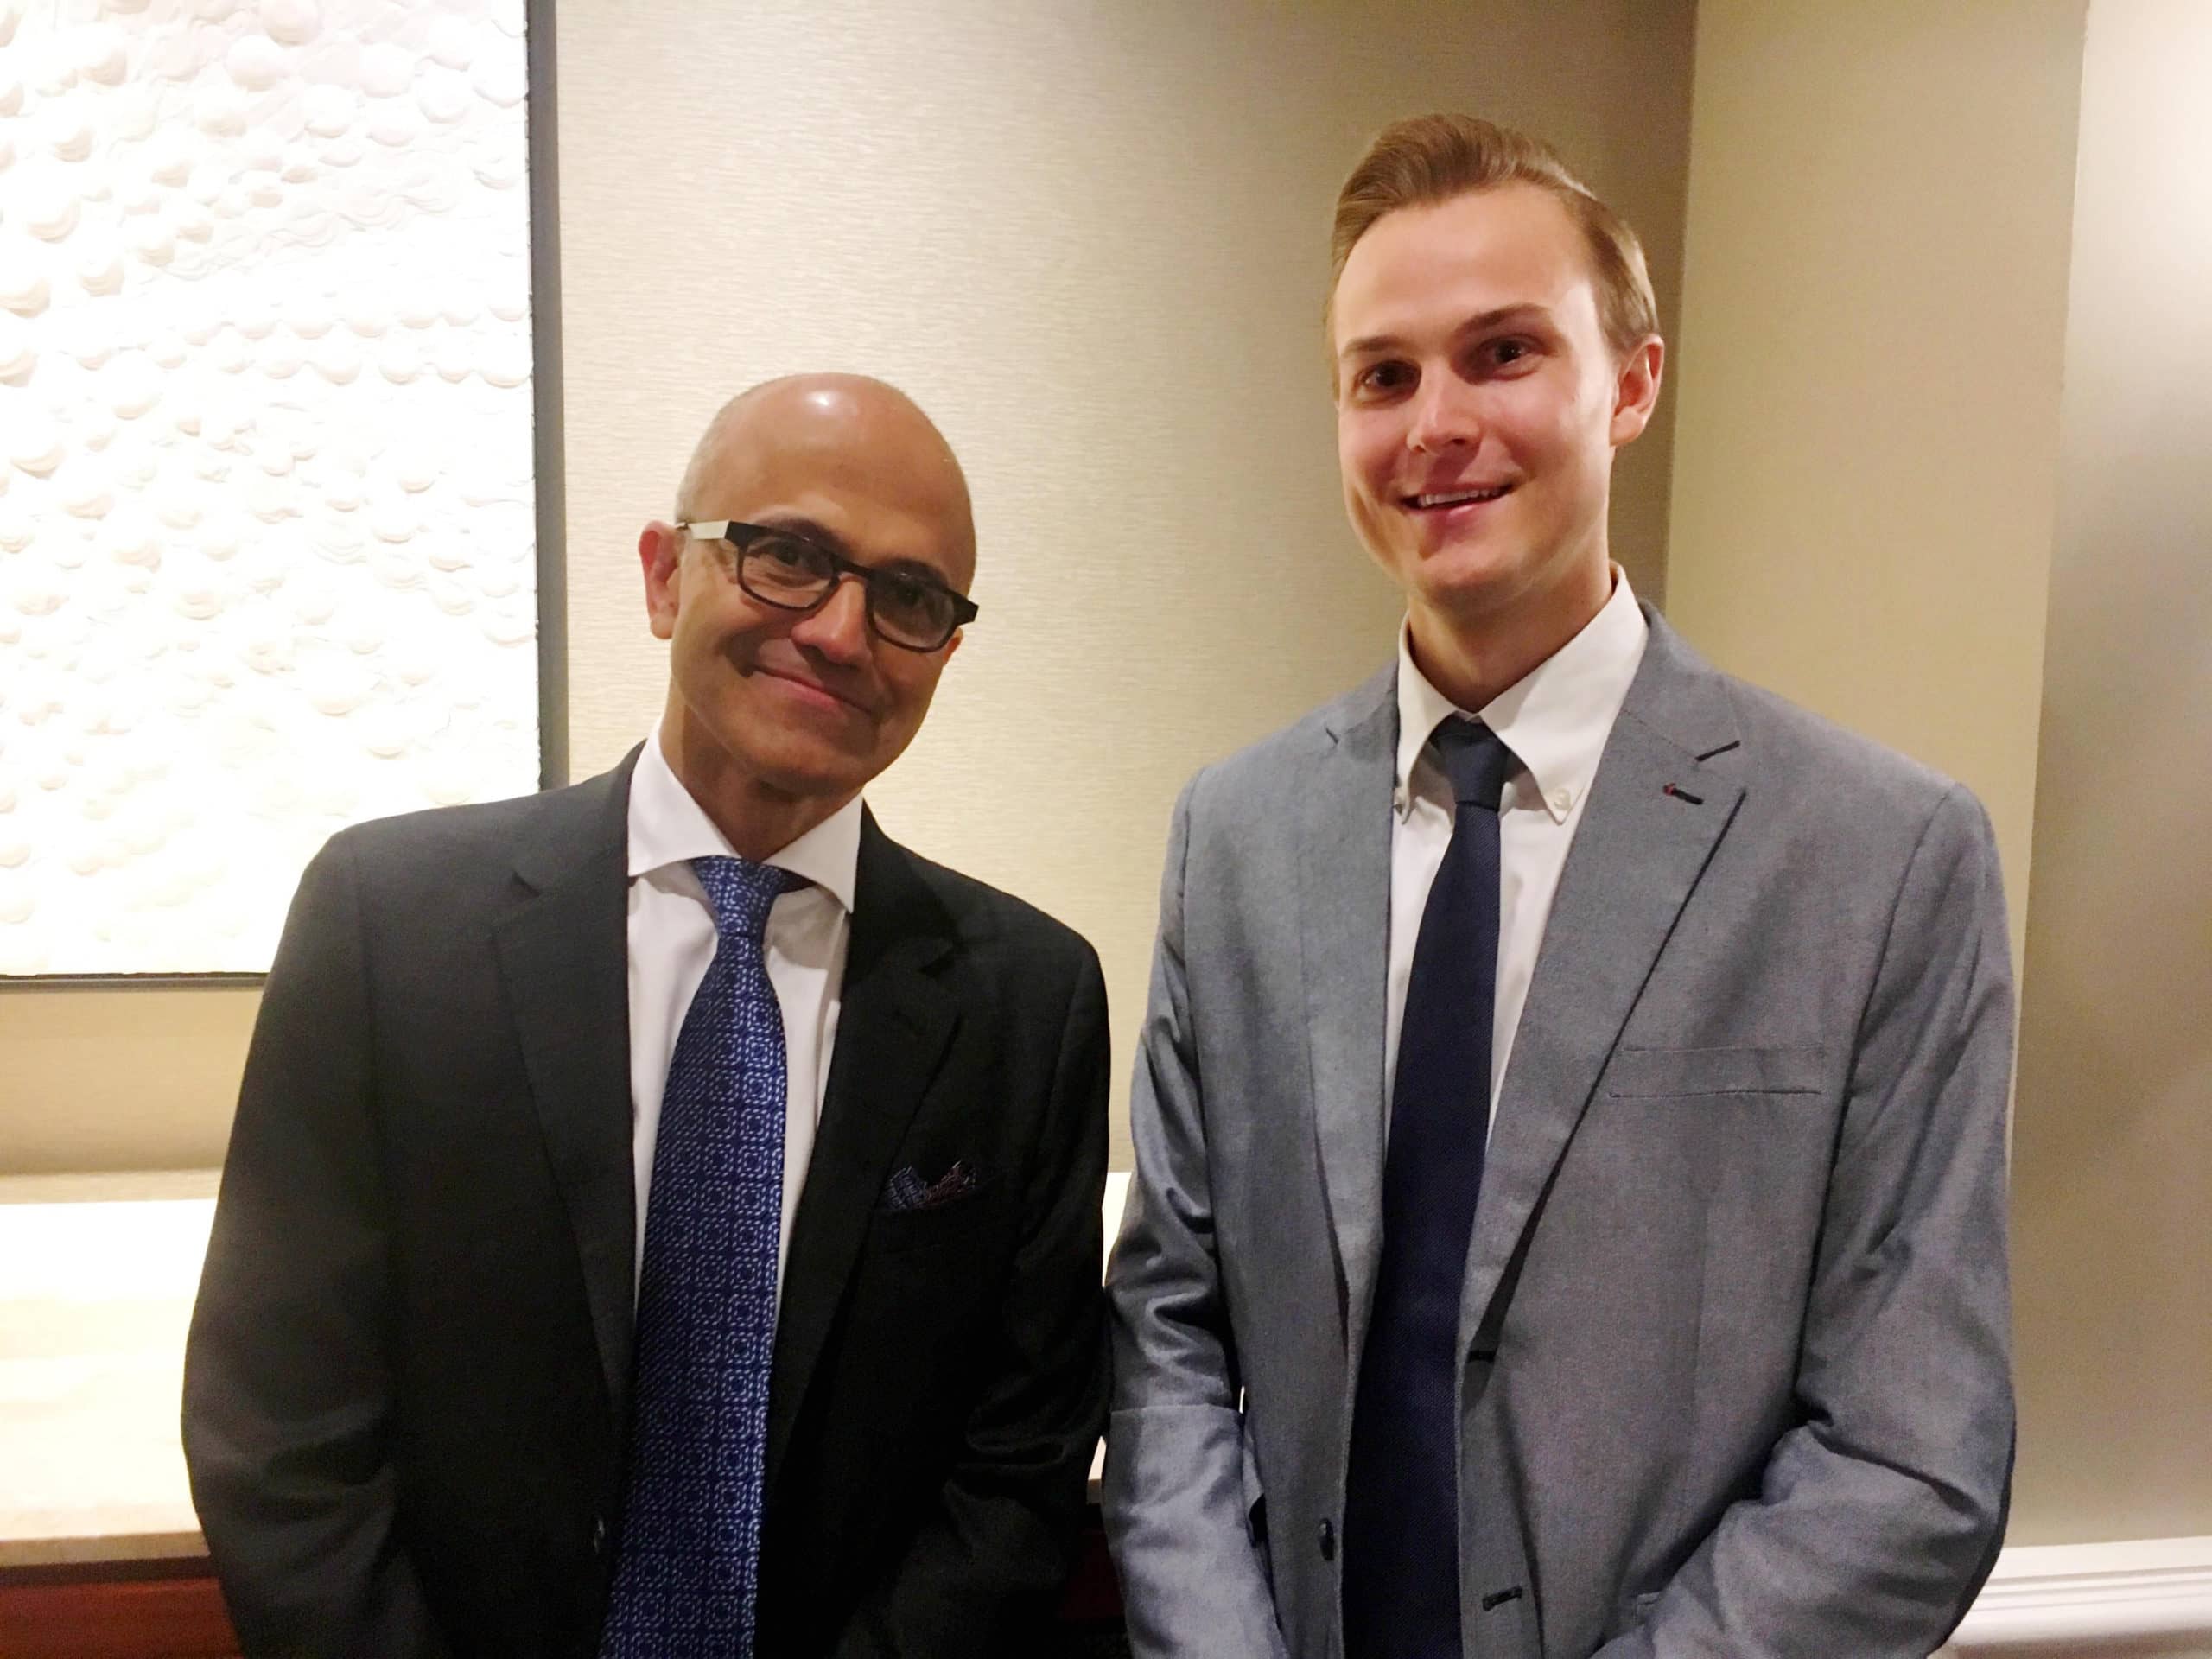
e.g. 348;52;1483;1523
184;377;1112;1659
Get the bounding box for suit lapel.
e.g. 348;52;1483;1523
491;749;640;1430
1300;668;1399;1352
766;811;958;1499
1459;613;1747;1347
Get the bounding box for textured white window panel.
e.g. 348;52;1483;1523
0;0;537;976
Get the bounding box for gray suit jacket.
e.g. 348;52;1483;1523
1103;609;2014;1659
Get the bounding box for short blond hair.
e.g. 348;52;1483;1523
1328;113;1659;361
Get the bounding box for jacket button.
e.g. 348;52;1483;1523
1319;1517;1337;1560
592;1517;608;1555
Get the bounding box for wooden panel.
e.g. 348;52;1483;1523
0;1522;1121;1655
0;1567;236;1659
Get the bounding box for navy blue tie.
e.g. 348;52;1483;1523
602;855;798;1659
1344;718;1515;1659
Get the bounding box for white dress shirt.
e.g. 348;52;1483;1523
1385;570;1649;1128
626;729;860;1304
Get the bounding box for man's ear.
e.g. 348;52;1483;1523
639;521;683;639
1609;336;1665;448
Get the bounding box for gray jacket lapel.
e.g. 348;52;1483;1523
492;747;641;1431
1459;613;1747;1348
1298;666;1399;1349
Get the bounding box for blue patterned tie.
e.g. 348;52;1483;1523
601;855;799;1659
1344;718;1515;1658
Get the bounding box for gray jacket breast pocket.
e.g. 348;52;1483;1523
1602;1045;1827;1100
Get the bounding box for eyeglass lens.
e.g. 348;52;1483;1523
737;533;958;650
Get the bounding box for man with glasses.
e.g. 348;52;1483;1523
185;374;1111;1657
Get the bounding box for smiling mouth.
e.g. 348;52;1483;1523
1406;484;1515;510
756;665;872;715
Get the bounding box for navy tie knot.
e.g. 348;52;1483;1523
692;855;800;942
1433;717;1515;810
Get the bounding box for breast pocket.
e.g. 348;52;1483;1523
1602;1045;1827;1100
867;1193;1002;1256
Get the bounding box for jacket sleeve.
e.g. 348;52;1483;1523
1597;785;2017;1658
181;834;453;1659
1103;778;1294;1659
830;938;1113;1658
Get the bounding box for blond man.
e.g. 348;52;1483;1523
1105;117;2012;1659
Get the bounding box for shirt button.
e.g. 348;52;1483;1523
1550;787;1573;811
1319;1516;1337;1560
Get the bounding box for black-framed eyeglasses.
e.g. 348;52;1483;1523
677;520;978;652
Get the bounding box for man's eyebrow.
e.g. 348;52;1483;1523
1336;303;1553;363
750;514;957;585
749;512;851;553
870;556;957;585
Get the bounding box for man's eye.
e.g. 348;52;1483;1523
760;537;817;569
1355;362;1414;395
1488;339;1532;367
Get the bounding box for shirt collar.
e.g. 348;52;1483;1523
627;726;861;914
1393;567;1649;824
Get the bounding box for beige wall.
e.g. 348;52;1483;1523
1663;0;2088;962
2007;0;2212;1546
554;0;1695;1169
0;987;258;1173
0;1;1695;1173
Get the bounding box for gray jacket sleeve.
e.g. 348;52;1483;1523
1598;785;2017;1658
1103;779;1294;1659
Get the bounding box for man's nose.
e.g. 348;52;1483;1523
1407;377;1481;454
788;573;874;664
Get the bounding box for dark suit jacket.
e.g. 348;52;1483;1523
183;751;1111;1658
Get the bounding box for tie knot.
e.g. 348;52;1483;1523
691;855;801;941
1432;718;1515;810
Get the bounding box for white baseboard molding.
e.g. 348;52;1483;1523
1943;1535;2212;1656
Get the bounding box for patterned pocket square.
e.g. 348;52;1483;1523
880;1160;985;1212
